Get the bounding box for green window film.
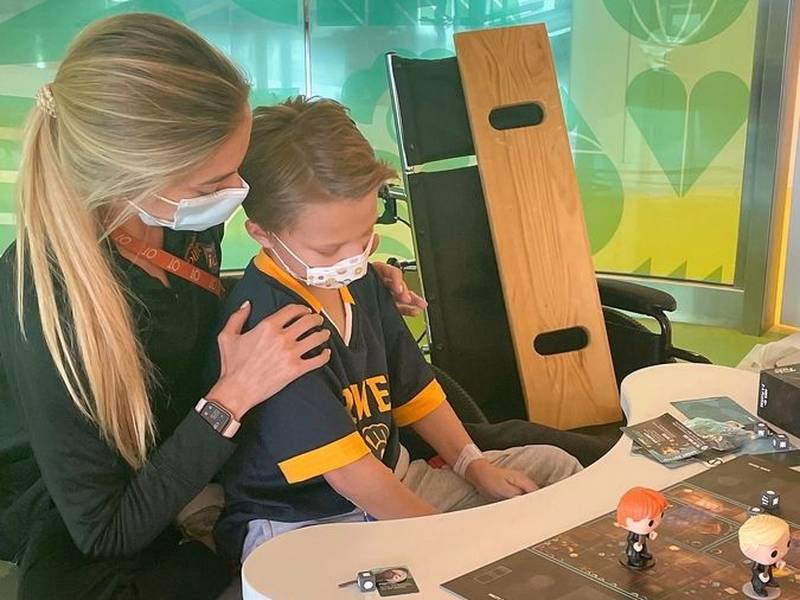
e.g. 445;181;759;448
0;1;758;285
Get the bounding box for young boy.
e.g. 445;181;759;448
209;97;582;563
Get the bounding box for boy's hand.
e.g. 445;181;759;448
371;261;428;317
463;460;538;501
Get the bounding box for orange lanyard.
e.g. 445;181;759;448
110;228;223;297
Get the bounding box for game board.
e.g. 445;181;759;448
443;454;800;600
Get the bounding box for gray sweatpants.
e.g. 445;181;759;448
241;444;581;561
397;444;582;512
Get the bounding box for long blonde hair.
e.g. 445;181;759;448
15;13;250;468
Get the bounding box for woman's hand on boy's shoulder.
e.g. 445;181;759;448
207;302;332;420
371;261;428;317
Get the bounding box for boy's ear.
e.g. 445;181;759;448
245;219;273;249
368;232;380;257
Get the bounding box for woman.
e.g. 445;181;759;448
0;14;424;600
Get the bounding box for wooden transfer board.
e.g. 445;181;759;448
454;24;621;429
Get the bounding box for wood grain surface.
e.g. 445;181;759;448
454;24;621;428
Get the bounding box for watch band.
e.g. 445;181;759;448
195;398;241;438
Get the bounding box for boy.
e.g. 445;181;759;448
209;97;582;562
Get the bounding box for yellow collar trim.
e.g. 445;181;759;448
253;251;355;312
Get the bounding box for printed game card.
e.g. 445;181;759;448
672;396;795;455
621;413;709;463
374;567;419;596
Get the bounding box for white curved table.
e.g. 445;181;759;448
243;364;795;600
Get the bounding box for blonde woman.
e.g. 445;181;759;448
0;14;423;600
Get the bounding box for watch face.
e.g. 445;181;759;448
201;403;231;432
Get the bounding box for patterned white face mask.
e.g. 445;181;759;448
271;232;374;289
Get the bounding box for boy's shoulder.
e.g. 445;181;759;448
219;259;394;332
348;262;376;293
220;259;298;333
350;264;392;309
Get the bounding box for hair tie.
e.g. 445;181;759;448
35;84;57;119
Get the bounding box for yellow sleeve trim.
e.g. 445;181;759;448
393;379;447;427
278;431;371;484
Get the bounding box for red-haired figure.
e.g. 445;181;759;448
616;487;668;569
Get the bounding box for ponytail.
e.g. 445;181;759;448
14;14;249;467
16;104;155;468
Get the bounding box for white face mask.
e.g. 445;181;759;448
132;179;250;232
271;232;374;289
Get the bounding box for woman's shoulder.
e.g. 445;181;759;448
0;246;50;361
0;242;61;331
0;241;16;277
0;243;22;326
0;243;77;352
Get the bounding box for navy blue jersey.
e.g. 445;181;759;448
211;251;445;560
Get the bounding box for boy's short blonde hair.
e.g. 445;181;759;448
241;96;397;231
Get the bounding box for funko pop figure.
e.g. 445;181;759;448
616;487;668;570
738;514;791;599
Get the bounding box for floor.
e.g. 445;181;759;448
669;321;785;367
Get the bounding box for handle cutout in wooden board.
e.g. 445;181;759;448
488;102;545;131
533;327;589;356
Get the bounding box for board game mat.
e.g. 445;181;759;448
443;454;800;600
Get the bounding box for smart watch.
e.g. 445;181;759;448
195;398;240;438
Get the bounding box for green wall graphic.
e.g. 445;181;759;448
571;0;756;283
0;0;758;284
602;0;749;46
626;69;749;197
0;0;186;64
563;91;625;253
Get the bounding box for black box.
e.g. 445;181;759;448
759;364;800;438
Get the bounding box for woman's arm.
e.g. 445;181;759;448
2;316;232;558
324;454;438;520
1;279;329;559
